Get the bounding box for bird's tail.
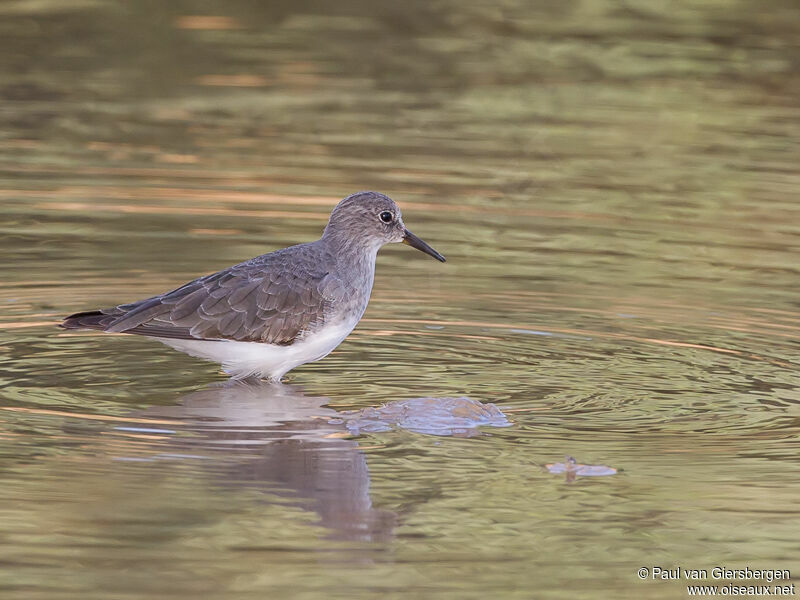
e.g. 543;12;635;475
60;310;116;331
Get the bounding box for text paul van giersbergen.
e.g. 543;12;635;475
646;567;791;583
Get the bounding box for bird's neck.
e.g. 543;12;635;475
319;230;382;267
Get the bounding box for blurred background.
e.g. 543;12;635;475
0;1;799;598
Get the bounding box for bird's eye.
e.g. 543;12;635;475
379;211;393;223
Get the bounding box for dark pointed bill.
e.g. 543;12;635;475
402;229;446;262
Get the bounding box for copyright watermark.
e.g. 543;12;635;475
637;566;794;596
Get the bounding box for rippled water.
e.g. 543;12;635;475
1;1;799;598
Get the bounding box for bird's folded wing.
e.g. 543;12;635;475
104;263;343;345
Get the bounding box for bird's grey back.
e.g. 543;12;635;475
85;240;374;345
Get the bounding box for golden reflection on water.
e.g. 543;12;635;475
0;405;180;424
37;201;330;220
174;16;244;30
194;74;271;87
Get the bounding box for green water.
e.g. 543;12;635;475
1;1;799;598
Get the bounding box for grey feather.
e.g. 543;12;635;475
75;241;365;346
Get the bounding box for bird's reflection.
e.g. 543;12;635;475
136;381;396;543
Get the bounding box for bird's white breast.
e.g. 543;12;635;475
155;319;357;381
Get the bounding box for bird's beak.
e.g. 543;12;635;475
402;229;446;262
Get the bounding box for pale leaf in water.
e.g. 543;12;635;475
546;456;618;482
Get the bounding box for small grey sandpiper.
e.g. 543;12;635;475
61;191;446;381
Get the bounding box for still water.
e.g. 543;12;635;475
1;1;799;598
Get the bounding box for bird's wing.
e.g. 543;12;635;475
102;254;345;345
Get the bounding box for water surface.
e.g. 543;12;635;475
1;1;799;598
